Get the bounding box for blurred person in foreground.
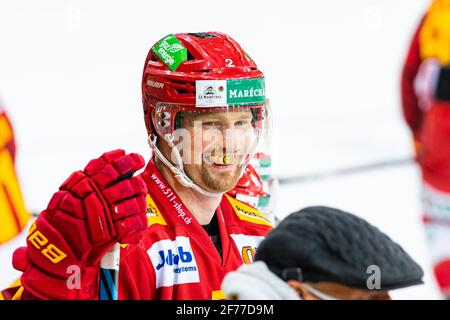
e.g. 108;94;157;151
401;0;450;298
0;100;30;244
0;98;31;295
222;206;424;300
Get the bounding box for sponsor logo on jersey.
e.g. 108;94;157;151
235;194;259;209
149;173;192;225
147;236;199;288
230;234;265;264
225;195;272;227
146;194;167;226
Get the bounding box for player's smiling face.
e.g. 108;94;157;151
174;109;255;193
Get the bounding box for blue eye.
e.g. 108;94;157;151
203;121;221;127
235;120;250;127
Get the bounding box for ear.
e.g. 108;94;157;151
287;280;320;300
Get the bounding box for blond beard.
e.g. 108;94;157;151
200;163;243;193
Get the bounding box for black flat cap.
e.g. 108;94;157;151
255;206;424;291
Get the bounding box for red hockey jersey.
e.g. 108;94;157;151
401;2;450;190
117;161;272;299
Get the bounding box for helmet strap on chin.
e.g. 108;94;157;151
147;134;223;198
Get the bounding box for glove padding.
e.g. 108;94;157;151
13;150;148;299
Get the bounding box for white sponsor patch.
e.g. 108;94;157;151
230;234;265;263
147;236;199;288
195;80;227;107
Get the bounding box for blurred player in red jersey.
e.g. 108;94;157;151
227;153;278;225
0;100;30;245
401;0;450;298
0;98;31;298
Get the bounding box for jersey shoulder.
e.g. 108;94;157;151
224;194;272;229
145;193;168;228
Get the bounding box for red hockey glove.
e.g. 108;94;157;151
12;150;148;299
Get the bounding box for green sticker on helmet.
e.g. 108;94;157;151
227;78;265;106
152;34;188;71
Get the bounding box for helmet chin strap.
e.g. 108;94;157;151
148;134;222;198
147;128;261;198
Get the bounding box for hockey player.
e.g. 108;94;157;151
401;0;450;298
0;102;30;245
4;32;272;300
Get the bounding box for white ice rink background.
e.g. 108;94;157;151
0;0;441;299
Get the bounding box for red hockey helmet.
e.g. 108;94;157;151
142;32;268;136
141;32;271;197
